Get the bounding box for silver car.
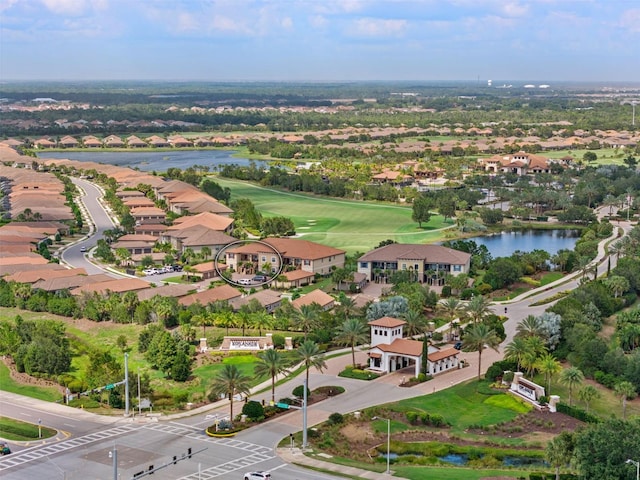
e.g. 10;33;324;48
244;472;271;480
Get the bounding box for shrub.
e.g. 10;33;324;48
428;413;446;427
327;412;344;425
460;288;475;300
432;331;443;341
242;400;265;421
556;403;600;424
271;333;285;349
406;411;421;425
417;373;427;382
292;385;311;399
441;286;452;297
476;283;493;294
421;413;431;425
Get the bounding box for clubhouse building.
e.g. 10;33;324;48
357;243;471;286
368;317;460;377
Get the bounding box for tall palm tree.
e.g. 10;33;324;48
336;295;360;320
250;311;273;336
464;295;493;324
578;385;600;414
209;364;251;421
536;353;562;396
401;309;427;339
296;340;327;391
504;337;530;372
254;349;290;403
292;303;321;339
614;381;637;420
335;318;369;368
462;323;500;381
559;367;584;406
545;431;575;480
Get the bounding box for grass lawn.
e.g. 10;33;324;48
540;272;564;286
0;416;56;441
0;362;60;402
213;177;454;254
388;381;531;435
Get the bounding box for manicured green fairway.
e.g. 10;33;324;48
214;177;454;253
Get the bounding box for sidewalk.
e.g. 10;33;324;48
277;447;390;479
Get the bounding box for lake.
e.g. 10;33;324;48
471;229;581;258
37;150;264;172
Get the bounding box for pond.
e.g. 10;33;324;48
37;150;265;172
470;229;581;258
437;453;548;467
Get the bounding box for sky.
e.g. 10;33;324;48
1;0;639;83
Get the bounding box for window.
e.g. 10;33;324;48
414;264;419;271
384;331;388;336
271;256;276;262
228;253;235;259
360;262;368;268
304;260;311;266
453;265;462;272
261;256;266;262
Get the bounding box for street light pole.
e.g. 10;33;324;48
372;416;391;475
302;377;308;449
627;458;639;480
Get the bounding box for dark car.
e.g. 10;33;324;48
172;265;183;272
252;275;267;283
454;341;463;350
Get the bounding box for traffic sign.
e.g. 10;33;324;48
275;402;290;409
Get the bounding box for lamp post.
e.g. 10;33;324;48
372;416;391;475
627;458;639;480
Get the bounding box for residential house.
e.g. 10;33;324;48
274;269;315;289
146;135;169;148
357;243;471;286
82;136;103;148
230;289;282;313
225;238;345;277
104;135;125;148
58;136;79;148
178;284;242;307
70;277;150;296
111;234;157;256
126;135;147;148
291;289;335;311
130;206;166;225
162;212;235;255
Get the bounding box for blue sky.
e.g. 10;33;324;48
2;0;639;82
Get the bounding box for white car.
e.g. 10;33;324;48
244;472;271;480
237;278;252;285
143;269;156;276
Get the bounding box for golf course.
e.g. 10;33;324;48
214;177;454;253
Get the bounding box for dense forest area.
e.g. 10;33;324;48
1;81;638;137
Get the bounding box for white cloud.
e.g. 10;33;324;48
281;16;293;29
41;0;90;15
619;8;640;33
501;2;529;18
351;17;408;37
309;14;327;28
311;0;365;15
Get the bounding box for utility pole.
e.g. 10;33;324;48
112;444;118;480
124;352;130;416
137;371;141;416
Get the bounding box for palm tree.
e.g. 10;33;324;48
462;323;500;381
578;385;600;414
464;295;493;324
335;318;369;368
209;364;251;421
516;315;544;339
504;337;530;372
545;431;575;480
335;294;359;320
614;381;637;420
401;309;427;339
292;303;321;339
437;297;464;334
250;311;273;336
296;340;327;391
559;367;584;406
254;349;290;403
536;353;562;396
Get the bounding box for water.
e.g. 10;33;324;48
437;453;547;467
471;229;580;258
438;453;468;465
37;150;265;172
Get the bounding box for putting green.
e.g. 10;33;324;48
215;177;454;254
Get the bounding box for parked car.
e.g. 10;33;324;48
162;265;174;273
172;264;183;272
244;472;270;480
252;275;267;283
237;278;252;285
454;341;463;350
143;268;156;276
